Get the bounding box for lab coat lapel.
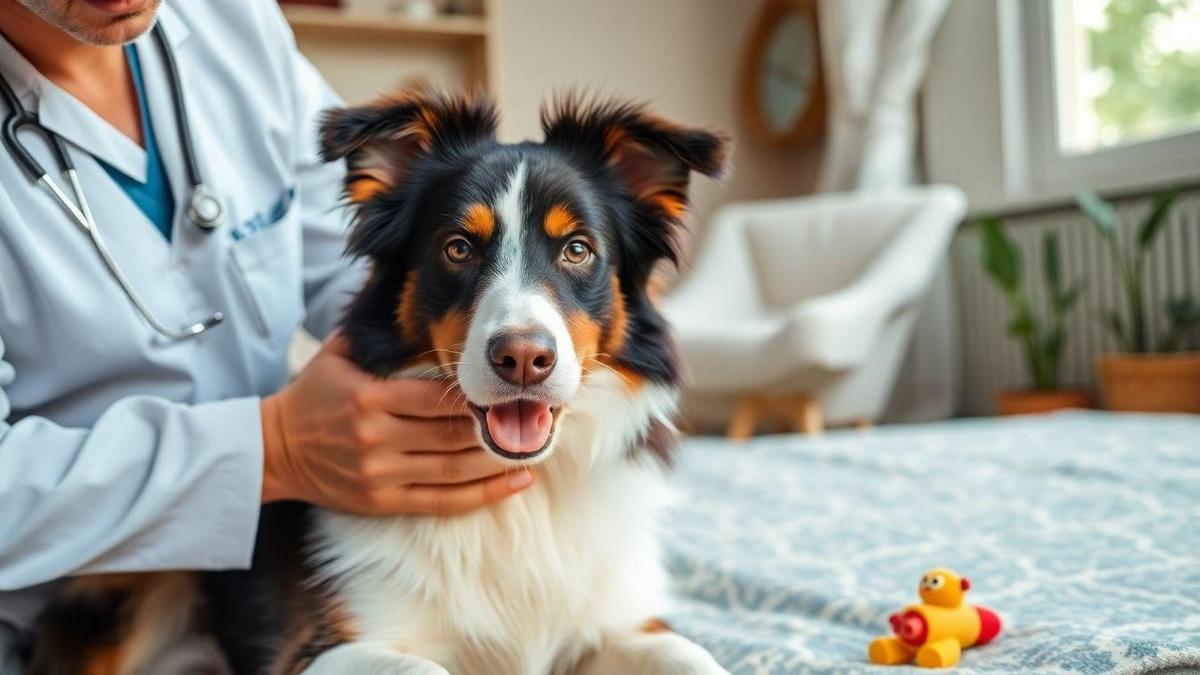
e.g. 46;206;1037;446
134;5;196;247
0;32;145;181
36;86;146;182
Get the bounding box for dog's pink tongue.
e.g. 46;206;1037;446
485;400;553;455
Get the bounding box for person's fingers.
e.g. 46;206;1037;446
322;330;351;358
401;448;508;485
366;378;473;418
404;469;535;515
369;415;479;453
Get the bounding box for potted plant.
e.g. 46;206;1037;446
1077;189;1200;412
977;217;1092;415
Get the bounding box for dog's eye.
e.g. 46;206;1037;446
562;239;593;265
445;237;474;263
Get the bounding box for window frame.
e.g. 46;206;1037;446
1020;0;1200;199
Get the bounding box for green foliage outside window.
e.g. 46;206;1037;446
1086;0;1200;146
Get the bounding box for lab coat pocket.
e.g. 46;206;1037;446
228;217;304;348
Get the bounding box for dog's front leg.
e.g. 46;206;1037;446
301;643;450;675
571;628;729;675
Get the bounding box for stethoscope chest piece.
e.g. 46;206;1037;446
188;183;224;230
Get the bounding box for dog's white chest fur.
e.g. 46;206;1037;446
308;377;676;675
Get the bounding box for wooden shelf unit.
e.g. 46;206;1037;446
282;1;498;97
282;5;489;41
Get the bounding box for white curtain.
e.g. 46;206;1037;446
816;0;957;421
817;0;951;191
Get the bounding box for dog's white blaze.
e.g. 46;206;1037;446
457;160;582;417
495;161;527;269
308;372;680;675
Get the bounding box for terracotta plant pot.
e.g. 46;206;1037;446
1095;353;1200;413
996;389;1094;416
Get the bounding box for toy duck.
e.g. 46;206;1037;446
868;568;1001;668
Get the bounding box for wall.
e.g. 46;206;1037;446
492;0;821;249
293;0;823;255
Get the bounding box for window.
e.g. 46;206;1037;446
1053;0;1200;155
1016;0;1200;201
920;0;1200;209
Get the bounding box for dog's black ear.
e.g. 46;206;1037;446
320;87;498;256
540;95;730;282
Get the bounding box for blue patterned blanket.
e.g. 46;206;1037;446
662;412;1200;674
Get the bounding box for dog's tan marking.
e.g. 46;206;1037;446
463;203;495;240
82;646;125;675
41;572;200;675
602;274;629;354
640;618;672;634
568;312;602;367
429;310;468;371
276;595;358;675
346;171;391;203
650;192;686;220
395;270;424;347
604;125;631;155
543;203;579;238
572;303;642;392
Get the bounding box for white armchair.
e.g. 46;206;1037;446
662;186;967;438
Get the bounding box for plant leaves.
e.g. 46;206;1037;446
1137;189;1180;250
1100;310;1126;343
1043;231;1062;293
977;217;1021;292
1165;296;1200;328
1076;189;1119;241
1055;279;1087;313
1008;312;1034;338
1042;332;1064;359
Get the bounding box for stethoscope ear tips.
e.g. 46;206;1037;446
189;184;225;230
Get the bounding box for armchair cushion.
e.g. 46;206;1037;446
663;186;966;397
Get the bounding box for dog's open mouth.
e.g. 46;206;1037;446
469;400;561;460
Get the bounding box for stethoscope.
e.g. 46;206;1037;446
0;23;224;340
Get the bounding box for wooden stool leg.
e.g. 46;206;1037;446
727;397;762;441
791;394;824;436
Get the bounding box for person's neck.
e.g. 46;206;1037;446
0;3;125;88
0;3;142;147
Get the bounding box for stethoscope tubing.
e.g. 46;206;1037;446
0;22;224;340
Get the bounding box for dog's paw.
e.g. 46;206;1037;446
577;632;730;675
303;644;450;675
640;636;729;675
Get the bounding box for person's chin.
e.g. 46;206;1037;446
67;0;159;45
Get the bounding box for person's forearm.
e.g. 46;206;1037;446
0;396;263;589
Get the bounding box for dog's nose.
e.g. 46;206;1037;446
488;330;557;387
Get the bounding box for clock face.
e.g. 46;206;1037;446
758;10;817;135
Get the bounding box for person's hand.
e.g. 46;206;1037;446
259;333;533;515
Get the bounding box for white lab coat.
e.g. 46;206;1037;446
0;0;362;663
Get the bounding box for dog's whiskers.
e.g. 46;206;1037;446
583;356;632;385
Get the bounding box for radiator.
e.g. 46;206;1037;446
951;188;1200;416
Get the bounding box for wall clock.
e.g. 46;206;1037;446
740;0;826;147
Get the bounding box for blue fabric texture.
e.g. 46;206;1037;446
663;411;1200;674
99;45;175;241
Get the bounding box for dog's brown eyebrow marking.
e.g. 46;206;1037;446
543;203;579;238
463;203;495;240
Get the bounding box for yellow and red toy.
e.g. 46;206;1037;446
868;568;1001;668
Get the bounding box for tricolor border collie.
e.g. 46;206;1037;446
29;87;730;675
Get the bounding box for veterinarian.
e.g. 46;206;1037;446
0;0;534;671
